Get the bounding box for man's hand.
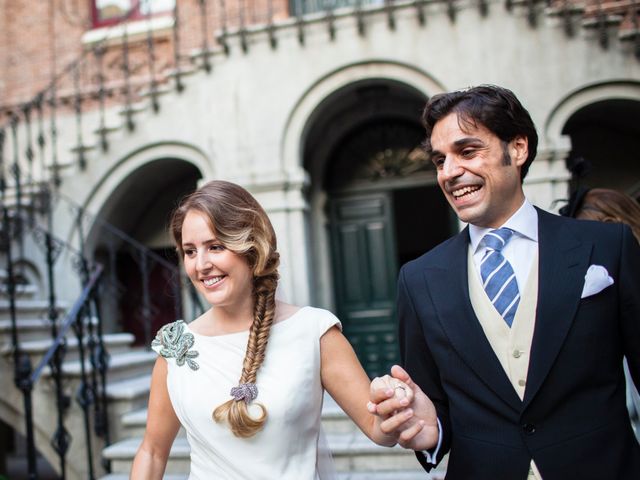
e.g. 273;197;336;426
368;365;439;451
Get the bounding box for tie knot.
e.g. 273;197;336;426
483;228;513;252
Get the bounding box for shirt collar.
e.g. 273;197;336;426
468;199;539;253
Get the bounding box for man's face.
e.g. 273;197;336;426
429;113;528;228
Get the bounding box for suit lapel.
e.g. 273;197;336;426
523;209;593;408
424;229;522;412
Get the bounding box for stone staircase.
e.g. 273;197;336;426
101;393;446;480
0;289;136;479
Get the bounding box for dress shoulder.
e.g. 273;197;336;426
300;306;342;338
151;320;200;371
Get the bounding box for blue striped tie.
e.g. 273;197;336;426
480;228;520;327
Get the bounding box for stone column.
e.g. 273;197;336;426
523;144;572;213
243;170;312;307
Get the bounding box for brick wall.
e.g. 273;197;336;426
0;0;290;116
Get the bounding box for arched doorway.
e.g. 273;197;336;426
305;80;454;377
89;158;202;343
563;99;640;199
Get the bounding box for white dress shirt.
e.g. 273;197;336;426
469;199;539;292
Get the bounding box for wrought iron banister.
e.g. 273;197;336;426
29;264;104;384
23;263;104;480
3;200;109;479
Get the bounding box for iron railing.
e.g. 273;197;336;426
2;199;108;479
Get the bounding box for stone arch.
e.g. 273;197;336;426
281;60;446;177
544;81;640;150
83;142;212;225
544;81;640;196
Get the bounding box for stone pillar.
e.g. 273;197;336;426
524;145;572;214
242;170;312;307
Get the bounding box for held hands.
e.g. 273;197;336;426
368;365;439;451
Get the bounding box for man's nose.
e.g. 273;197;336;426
441;156;463;180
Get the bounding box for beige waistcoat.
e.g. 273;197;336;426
467;247;542;480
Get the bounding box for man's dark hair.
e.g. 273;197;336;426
421;85;538;182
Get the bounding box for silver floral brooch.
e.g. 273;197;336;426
152;320;200;371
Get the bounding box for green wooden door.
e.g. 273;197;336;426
329;193;400;378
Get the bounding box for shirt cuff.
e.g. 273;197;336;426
419;417;442;465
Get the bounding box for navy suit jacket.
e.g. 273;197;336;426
398;208;640;479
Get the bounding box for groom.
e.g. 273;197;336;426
369;85;640;479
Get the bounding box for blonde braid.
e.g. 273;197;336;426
213;262;279;438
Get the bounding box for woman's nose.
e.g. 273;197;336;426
196;251;212;271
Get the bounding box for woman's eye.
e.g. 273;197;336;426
210;244;225;252
184;249;195;257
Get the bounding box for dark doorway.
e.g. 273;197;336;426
117;247;180;346
563;99;640;199
393;185;453;267
329;184;453;377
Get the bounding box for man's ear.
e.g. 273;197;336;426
510;136;529;167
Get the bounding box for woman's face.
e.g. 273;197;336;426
181;210;253;311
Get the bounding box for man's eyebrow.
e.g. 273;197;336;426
430;137;485;159
453;137;485;148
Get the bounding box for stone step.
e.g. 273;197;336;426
104;430;423;475
322;393;359;434
0;282;39;299
330;431;422;471
0;184;47;210
0;299;67;321
107;373;152;403
100;475;187;480
340;473;444;480
0;318;54;343
43;349;156;383
0;314;103;345
104;437;189;475
0;332;135;363
107;374;153;442
100;471;444;480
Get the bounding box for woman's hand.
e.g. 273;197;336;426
368;365;439;451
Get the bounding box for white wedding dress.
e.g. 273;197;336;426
151;306;340;479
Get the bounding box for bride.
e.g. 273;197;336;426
130;180;415;479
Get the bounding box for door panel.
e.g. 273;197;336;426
330;193;399;378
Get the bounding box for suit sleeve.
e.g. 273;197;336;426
619;224;640;390
397;265;451;470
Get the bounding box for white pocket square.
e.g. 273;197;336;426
581;265;614;299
